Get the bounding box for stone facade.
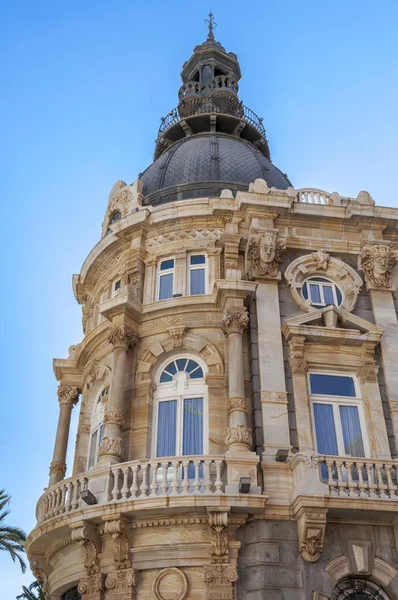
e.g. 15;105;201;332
27;25;398;600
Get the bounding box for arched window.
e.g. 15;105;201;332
61;587;81;600
332;578;391;600
106;210;122;234
302;276;342;308
154;357;207;459
87;387;107;468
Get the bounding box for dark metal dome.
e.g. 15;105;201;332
139;133;291;206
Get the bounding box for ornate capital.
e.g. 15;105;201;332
228;397;248;413
105;568;137;597
359;244;398;289
104;520;131;569
247;230;285;278
78;573;105;596
98;436;123;459
297;509;327;563
225;424;252;449
57;386;79;407
222;310;249;335
49;461;66;477
108;325;136;349
104;411;125;427
203;564;238;585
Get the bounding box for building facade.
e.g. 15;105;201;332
27;24;398;600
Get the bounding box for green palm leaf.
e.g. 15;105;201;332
17;580;46;599
0;489;27;573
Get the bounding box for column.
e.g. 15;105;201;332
359;244;398;448
222;309;252;451
256;280;290;457
99;324;136;464
288;336;314;451
49;386;79;486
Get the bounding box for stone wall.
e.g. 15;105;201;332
237;520;398;600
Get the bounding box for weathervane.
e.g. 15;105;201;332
205;11;217;41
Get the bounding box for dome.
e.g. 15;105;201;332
139;133;291;206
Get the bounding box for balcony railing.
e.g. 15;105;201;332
321;456;398;500
295;188;332;205
36;456;226;524
157;104;266;139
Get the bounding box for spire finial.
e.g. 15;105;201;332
205;11;217;41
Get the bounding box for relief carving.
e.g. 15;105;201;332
57;386;79;407
98;436;123;459
225;425;252;449
107;325;136;350
104;412;125;427
208;511;229;563
222;310;249;335
227;397;248;413
152;567;188;600
71;524;100;575
247;230;285;278
297;509;327;563
105;568;136;599
104;519;131;569
260;391;288;404
312;249;330;271
359;244;398;288
49;461;66;477
168;326;187;349
78;573;105;597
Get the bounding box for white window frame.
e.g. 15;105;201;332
157;257;175;301
308;371;370;458
187;253;208;295
112;278;122;298
304;276;341;308
152;356;208;458
87;386;107;469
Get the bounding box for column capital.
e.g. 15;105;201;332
108;324;136;350
222;309;249;335
357;343;379;381
359;244;398;290
98;436;123;459
57;385;79;407
225;424;252;449
49;461;66;478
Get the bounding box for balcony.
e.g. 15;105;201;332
35;455;265;526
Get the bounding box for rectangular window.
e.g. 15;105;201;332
156;400;177;457
158;259;175;300
183;397;204;455
88;430;98;468
310;372;367;459
189;255;206;295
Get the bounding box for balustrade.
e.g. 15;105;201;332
296;189;331;205
321;456;398;499
208;75;239;93
36;476;88;523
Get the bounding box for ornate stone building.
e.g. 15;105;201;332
27;20;398;600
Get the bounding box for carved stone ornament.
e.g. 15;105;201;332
247;230;285;278
357;344;379;381
127;271;142;302
297;451;322;469
285;253;363;313
98;436;122;459
104;520;131;569
260;390;288;404
359;244;398;288
168;325;187;349
289;336;307;375
222;310;249;335
71;525;100;575
146;228;223;249
228;397;248;413
49;461;66;477
57;386;79;407
209;511;229;563
30;557;49;592
203;564;238;585
104;412;125;427
152;567;188;600
297;509;327;563
78;573;105;596
105;568;136;597
225;424;252;449
107;325;136;350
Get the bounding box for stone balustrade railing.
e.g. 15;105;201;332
36;456;226;524
178;81;205;99
296;188;332;205
207;75;239;94
321;456;398;499
110;456;225;501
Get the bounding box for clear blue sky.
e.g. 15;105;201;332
1;0;397;596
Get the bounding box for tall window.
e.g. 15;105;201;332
87;387;107;468
310;373;367;458
158;259;175;300
302;277;342;308
189;254;206;295
154;358;207;458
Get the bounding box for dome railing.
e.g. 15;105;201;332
157;104;266;139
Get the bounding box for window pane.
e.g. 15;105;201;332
163;361;177;375
310;374;356;397
159;273;173;299
157;400;177;457
88;430;98;468
313;403;339;455
114;279;121;290
190;268;205;294
339;406;365;457
309;284;321;303
176;358;188;372
160;259;174;271
186;359;200;373
336;287;343;305
99;424;103;443
323;286;334;305
302;282;308;300
190;255;205;265
190;367;203;379
160;372;173;383
183;398;203;456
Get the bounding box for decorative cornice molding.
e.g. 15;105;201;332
146;228;223;249
139;311;222;334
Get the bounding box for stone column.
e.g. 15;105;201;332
49;386;79;486
359;244;398;447
99;324;136;464
222;309;252;451
288;336;314;451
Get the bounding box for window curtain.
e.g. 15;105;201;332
190;269;205;294
339;406;365;457
159;273;173;300
183;397;203;479
313;403;338;479
157;400;177;457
